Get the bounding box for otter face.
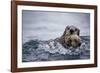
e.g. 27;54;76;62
64;25;80;36
60;25;81;48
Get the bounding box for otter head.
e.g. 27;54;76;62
59;25;81;48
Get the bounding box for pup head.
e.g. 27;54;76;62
59;25;81;48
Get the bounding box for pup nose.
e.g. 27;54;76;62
70;29;74;34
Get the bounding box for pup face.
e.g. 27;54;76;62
61;25;81;48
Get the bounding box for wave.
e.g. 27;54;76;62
22;36;90;62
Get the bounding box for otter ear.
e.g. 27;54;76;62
66;26;70;30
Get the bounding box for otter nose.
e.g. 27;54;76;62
70;29;74;34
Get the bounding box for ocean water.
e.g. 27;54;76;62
22;36;90;62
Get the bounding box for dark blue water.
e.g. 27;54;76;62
22;36;90;62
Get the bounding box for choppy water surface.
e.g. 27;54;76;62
22;36;90;62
